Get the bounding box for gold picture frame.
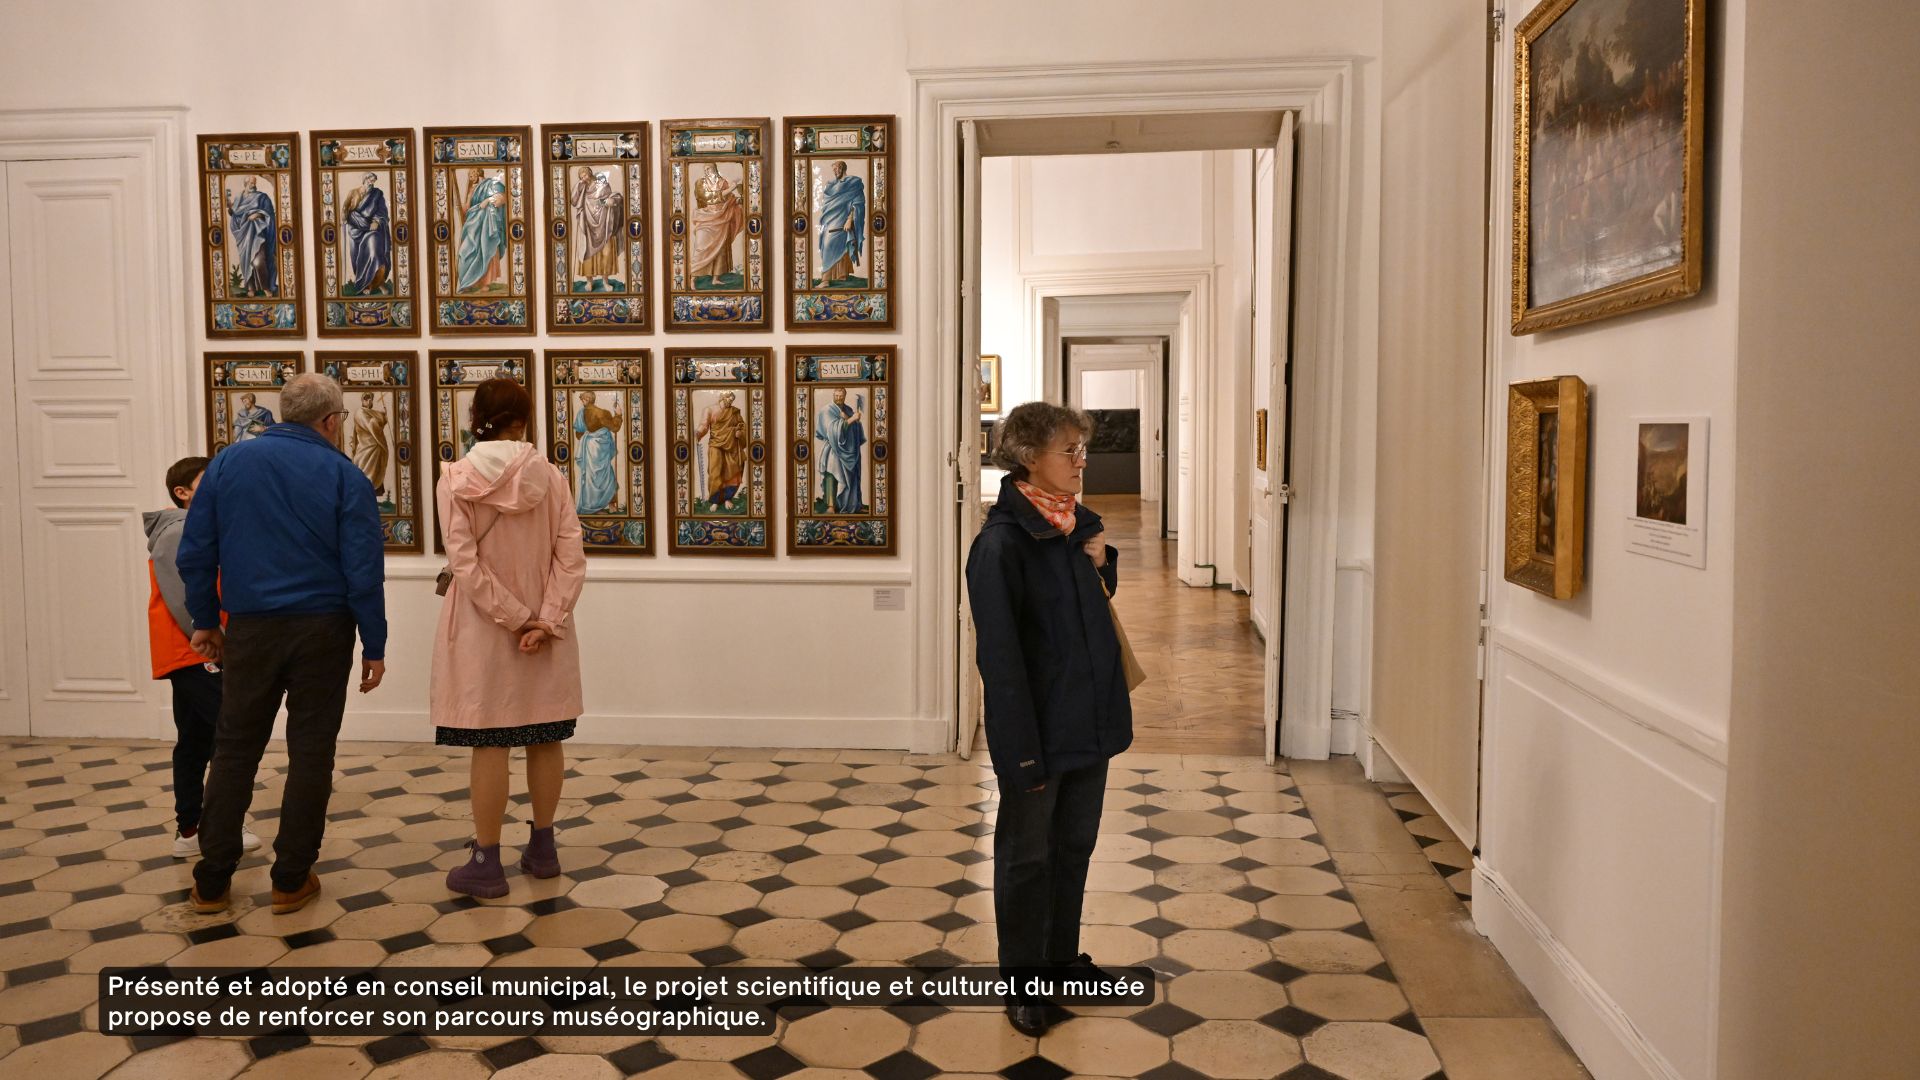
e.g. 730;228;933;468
979;354;1001;414
1512;0;1705;334
1505;376;1588;599
1255;408;1269;472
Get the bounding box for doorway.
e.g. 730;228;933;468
1063;335;1169;527
0;110;189;740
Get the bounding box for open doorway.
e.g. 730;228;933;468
960;116;1295;761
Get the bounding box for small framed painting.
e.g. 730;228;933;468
310;128;419;336
198;133;304;337
541;122;651;333
319;352;423;553
1505;375;1589;599
660;119;772;332
544;350;654;555
1625;415;1707;568
424;126;534;334
980;354;1002;415
204;352;304;455
429;349;534;552
1512;0;1706;333
783;116;895;330
788;346;894;555
666;348;773;554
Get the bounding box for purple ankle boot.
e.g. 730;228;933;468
521;825;561;879
446;842;509;899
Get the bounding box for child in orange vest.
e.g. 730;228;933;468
145;456;260;859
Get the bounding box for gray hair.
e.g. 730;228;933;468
281;373;343;425
992;401;1093;479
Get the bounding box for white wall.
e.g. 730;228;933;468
0;0;1390;752
1476;2;1743;1079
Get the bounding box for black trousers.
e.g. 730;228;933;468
993;760;1109;980
164;664;222;831
193;612;356;896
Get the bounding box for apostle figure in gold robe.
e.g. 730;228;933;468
347;392;390;500
570;167;625;292
695;390;748;512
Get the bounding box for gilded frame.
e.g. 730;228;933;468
197;133;304;338
666;348;774;555
310;128;420;337
540;122;652;334
979;354;1001;415
203;351;304;456
428;349;534;553
660;118;772;332
788;345;895;555
423;126;534;335
782;115;896;331
1512;0;1706;334
319;351;423;553
544;349;654;556
1505;375;1589;599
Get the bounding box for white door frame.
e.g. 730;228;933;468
913;59;1360;760
1064;338;1166;502
0;107;189;738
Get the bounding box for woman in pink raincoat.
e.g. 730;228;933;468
431;378;587;898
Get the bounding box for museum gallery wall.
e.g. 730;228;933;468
196;117;899;561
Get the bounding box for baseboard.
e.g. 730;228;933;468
337;710;918;751
1355;734;1408;783
1474;863;1690;1080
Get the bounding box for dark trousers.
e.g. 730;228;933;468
194;612;356;896
993;760;1109;979
164;664;222;831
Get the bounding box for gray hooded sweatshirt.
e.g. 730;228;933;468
143;507;194;637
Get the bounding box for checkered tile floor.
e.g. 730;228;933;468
0;740;1469;1079
1379;786;1473;911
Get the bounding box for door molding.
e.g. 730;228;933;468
913;59;1360;759
0;107;188;738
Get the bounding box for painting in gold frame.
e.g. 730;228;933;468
1512;0;1705;334
1505;376;1588;599
979;354;1001;414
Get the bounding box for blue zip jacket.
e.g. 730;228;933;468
177;423;388;660
965;475;1130;789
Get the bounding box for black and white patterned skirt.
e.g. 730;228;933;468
435;719;576;748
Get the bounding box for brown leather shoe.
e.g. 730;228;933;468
270;873;321;914
189;883;229;914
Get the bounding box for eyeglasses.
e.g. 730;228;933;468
1040;444;1089;462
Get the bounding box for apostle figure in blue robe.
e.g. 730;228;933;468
343;172;392;295
231;392;275;444
815;161;866;287
455;167;509;293
573;391;622;514
814;388;867;514
227;176;278;297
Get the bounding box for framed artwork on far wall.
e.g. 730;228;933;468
320;352;423;553
788;346;894;555
1626;415;1707;568
544;350;654;555
783;115;895;331
666;348;773;555
197;133;304;337
423;126;534;334
660;118;772;332
204;352;304;456
980;354;1002;414
310;128;419;336
1512;0;1706;333
1505;375;1589;599
428;349;533;553
540;122;651;334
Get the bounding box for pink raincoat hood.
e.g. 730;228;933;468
446;441;549;513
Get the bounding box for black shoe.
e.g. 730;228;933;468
1055;952;1110;979
1005;999;1050;1037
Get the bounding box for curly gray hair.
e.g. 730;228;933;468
992;401;1093;479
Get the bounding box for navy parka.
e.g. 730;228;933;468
966;475;1133;789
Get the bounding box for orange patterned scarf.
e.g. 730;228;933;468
1015;480;1079;534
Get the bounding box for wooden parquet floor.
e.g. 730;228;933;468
975;495;1269;757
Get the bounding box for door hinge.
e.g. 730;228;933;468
1490;7;1506;42
1274;482;1295;504
960;279;972;299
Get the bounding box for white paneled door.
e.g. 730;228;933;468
2;155;164;738
955;120;985;755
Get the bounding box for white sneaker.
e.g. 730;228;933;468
173;827;265;859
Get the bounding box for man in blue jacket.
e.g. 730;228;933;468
177;373;388;915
